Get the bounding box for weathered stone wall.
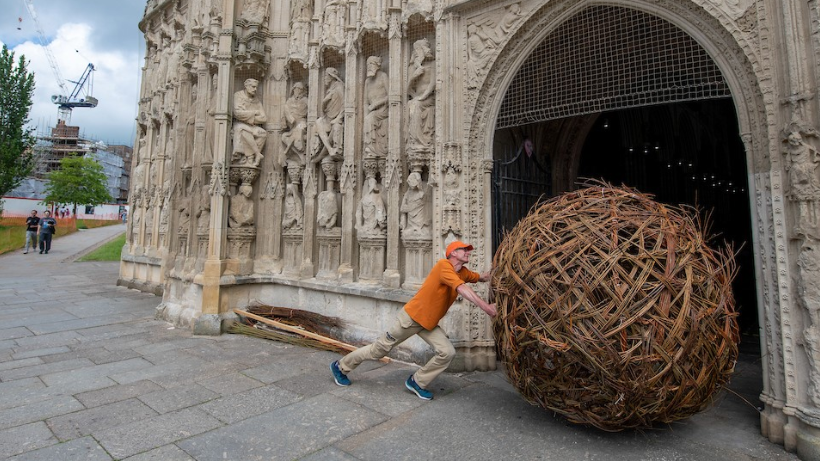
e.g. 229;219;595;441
120;1;820;457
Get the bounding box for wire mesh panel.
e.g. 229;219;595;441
496;5;730;129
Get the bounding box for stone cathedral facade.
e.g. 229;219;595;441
121;0;820;458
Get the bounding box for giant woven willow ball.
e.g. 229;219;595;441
492;184;739;431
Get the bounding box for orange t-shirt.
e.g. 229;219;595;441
404;259;480;330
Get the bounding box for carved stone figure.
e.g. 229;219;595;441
783;127;820;233
313;68;345;164
318;189;339;230
178;197;191;232
153;36;170;90
288;20;309;57
229;184;255;227
281;82;308;167
196;185;211;230
361;0;383;29
493;3;523;42
363;57;389;160
406;39;436;151
205;74;217;164
322;0;346;47
283;183;304;230
291;0;311;21
184;84;197;166
400;172;430;238
240;0;269;23
356;177;387;237
799;237;820;405
232;78;268;167
467;24;496;87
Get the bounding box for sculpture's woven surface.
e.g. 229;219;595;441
492;184;739;430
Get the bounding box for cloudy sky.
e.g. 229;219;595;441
0;0;146;147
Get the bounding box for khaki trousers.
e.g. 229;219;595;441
338;309;456;389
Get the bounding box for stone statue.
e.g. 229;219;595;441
196;185;211;231
178;197;191;232
363;57;389;160
232;78;267;168
400;172;430;238
205;74;217;164
289;20;309;57
493;3;523;42
283;184;304;230
153;36;169;90
356;177;387;237
313;68;345;164
799;237;820;405
281;82;308;167
406;39;436;151
229;184;255;228
184;84;197;166
290;0;312;21
783;127;820;233
240;0;269;23
322;0;346;47
466;24;497;87
361;0;383;29
317;189;339;230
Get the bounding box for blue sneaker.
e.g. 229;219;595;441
405;375;433;400
330;360;350;386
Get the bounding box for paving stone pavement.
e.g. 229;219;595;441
0;224;799;460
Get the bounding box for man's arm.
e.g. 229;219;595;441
456;283;497;317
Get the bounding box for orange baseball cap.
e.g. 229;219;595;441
446;240;474;258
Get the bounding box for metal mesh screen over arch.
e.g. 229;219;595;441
495;5;731;130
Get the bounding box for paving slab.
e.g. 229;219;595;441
121;444;195;461
7;436;113;461
47;398;159;441
94;408;223;459
177;393;388;461
197;383;303;425
0;422;57;459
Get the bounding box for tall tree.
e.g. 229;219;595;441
0;45;36;201
44;156;113;215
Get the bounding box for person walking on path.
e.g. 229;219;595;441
331;240;497;400
38;211;57;254
23;210;39;254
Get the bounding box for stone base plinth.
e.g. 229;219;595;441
358;236;386;283
317;227;341;279
283;230;303;276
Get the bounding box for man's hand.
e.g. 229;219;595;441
479;270;492;283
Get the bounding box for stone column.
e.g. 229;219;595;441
196;0;237;335
338;12;359;283
383;7;403;288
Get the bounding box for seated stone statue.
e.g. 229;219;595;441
232;78;267;167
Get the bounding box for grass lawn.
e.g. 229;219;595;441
0;217;121;255
77;233;126;261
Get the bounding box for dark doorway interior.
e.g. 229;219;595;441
578;99;758;337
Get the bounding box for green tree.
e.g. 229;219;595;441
44;155;112;215
0;45;36;199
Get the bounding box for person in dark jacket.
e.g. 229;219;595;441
38;211;57;254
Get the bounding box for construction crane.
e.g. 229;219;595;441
22;0;97;124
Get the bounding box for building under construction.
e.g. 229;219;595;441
9;120;132;203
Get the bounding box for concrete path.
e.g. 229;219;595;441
0;225;797;460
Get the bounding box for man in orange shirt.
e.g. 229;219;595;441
331;240;496;400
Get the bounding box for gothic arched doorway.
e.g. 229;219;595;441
490;5;759;336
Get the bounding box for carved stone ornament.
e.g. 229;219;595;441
209;161;229;196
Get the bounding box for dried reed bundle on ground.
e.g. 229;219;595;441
492;183;739;430
247;304;343;333
227;322;348;354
